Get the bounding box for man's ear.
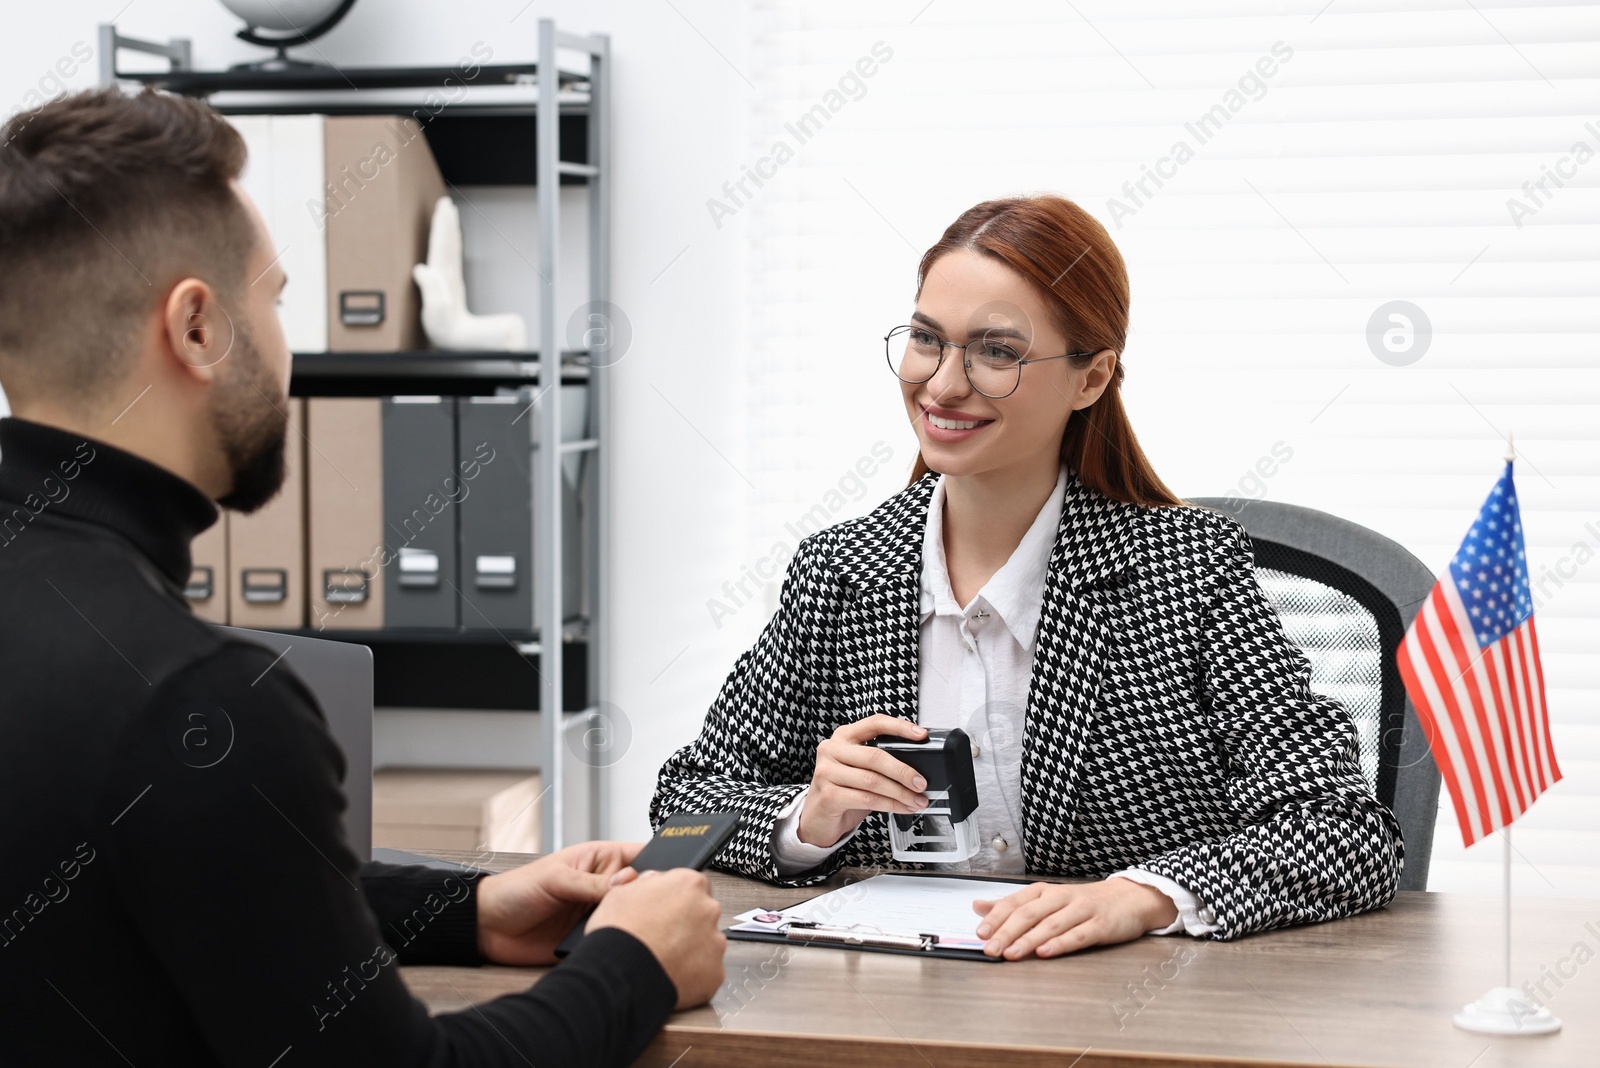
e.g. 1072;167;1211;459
161;277;235;382
1073;349;1118;410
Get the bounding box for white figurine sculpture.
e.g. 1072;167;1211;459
412;196;527;351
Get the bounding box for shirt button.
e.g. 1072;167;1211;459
991;835;1008;853
962;639;974;652
971;743;982;758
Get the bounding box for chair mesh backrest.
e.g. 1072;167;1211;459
1255;567;1384;795
1189;497;1438;890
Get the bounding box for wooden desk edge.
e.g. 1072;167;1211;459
638;1025;1366;1068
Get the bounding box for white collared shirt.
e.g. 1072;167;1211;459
770;463;1219;937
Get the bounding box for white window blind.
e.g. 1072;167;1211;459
741;1;1600;897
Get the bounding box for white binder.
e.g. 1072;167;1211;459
266;115;328;354
228;115;273;228
224;114;329;354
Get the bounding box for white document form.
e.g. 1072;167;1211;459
730;874;1033;951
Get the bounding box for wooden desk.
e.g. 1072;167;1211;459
402;851;1597;1068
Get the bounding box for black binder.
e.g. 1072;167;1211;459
382;396;459;629
454;387;588;634
455;394;533;632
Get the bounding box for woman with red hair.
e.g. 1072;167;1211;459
653;194;1402;958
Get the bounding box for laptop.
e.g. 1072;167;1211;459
217;627;481;873
219;627;374;860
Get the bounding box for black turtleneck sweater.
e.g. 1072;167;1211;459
0;416;676;1067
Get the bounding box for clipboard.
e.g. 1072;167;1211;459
725;871;1030;963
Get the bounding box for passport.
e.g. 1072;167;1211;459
553;811;742;958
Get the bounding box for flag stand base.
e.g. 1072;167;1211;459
1452;986;1561;1035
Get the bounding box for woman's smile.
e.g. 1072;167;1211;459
921;401;995;441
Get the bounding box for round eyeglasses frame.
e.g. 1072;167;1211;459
884;324;1096;399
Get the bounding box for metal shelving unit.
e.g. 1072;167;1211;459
101;19;613;849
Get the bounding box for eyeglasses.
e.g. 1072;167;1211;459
884;324;1095;400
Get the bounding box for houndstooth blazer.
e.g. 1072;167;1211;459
651;465;1404;940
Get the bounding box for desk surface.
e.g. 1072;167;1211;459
401;851;1596;1068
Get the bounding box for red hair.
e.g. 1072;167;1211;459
906;194;1185;509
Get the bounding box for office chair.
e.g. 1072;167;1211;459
1186;496;1441;891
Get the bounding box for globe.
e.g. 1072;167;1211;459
219;0;346;32
217;0;357;69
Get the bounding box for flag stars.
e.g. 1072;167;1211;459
1448;470;1532;648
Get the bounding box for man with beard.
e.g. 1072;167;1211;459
0;89;724;1067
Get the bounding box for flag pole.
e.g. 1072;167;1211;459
1452;432;1560;1036
1503;825;1512;991
1504;433;1514;996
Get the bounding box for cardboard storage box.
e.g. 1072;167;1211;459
372;768;541;854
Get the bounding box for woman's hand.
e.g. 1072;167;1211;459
475;840;643;965
971;878;1179;959
797;714;931;848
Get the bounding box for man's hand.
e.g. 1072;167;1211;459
971;878;1180;959
587;869;726;1010
798;714;930;848
475;840;643;966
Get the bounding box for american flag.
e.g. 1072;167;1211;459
1396;460;1562;847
